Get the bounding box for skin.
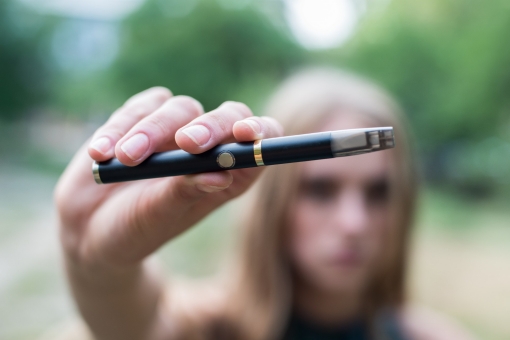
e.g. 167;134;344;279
287;115;475;339
55;87;474;340
55;87;284;340
288;114;393;327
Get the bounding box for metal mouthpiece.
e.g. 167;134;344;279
331;127;394;157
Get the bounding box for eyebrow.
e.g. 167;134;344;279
299;173;389;185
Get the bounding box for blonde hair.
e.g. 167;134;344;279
174;68;418;340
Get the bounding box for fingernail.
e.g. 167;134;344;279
90;137;111;155
242;119;262;137
181;125;211;146
121;133;150;161
196;183;229;193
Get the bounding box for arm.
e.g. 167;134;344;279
55;87;283;340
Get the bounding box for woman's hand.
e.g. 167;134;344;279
54;87;283;340
56;87;283;272
55;87;282;340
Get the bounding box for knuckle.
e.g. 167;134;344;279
221;101;252;118
109;106;123;119
207;112;230;135
94;126;125;141
124;91;146;106
124;87;172;106
146;115;171;137
108;104;145;122
248;116;264;124
261;116;284;134
261;116;277;124
170;95;203;117
242;116;263;131
123;103;151;121
147;86;172;100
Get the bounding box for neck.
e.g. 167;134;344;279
293;280;364;327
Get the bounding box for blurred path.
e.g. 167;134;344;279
0;165;74;340
410;230;510;340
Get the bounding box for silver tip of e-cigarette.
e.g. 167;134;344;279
369;127;395;150
331;127;395;157
92;161;103;184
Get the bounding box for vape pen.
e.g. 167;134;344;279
93;127;394;184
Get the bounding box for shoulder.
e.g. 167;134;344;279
398;305;476;340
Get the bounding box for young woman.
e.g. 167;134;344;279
54;69;473;340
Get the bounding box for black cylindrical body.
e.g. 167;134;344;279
97;142;256;183
261;132;332;165
94;127;395;185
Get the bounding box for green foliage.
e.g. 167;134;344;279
109;0;306;113
332;0;510;151
5;0;510;195
0;0;53;120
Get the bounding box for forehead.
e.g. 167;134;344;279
299;112;393;181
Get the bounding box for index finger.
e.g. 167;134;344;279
88;87;172;162
174;101;252;154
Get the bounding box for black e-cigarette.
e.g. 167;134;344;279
92;127;395;184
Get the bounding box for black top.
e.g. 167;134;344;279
282;311;408;340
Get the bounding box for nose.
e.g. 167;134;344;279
332;186;369;236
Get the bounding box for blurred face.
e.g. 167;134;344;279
287;113;395;295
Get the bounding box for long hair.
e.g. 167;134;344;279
173;68;418;340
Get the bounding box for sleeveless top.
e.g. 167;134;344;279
281;310;408;340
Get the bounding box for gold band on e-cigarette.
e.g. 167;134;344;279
253;140;264;166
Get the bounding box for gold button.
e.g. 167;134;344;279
217;151;235;168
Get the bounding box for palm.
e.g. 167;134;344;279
56;87;282;268
58;142;262;267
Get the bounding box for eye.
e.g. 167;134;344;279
300;178;338;203
365;179;390;205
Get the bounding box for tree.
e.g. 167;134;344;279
109;0;307;113
0;0;52;120
333;0;510;151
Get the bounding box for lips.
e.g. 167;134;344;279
327;248;363;268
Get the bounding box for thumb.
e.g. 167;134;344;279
85;171;233;267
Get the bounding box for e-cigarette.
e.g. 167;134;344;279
92;127;394;184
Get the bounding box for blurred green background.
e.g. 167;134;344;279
1;0;509;339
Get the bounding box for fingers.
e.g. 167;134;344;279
88;87;172;162
89;92;283;171
114;96;203;166
232;116;284;141
175;101;252;154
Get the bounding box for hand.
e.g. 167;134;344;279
55;87;283;273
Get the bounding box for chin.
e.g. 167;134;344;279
316;268;368;294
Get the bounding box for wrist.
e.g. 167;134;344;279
63;249;147;292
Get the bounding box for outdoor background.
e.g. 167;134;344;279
1;0;510;339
